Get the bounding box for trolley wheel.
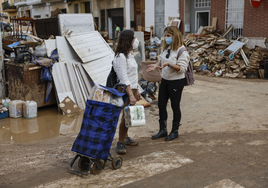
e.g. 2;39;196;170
219;50;224;56
229;53;234;60
91;160;103;174
78;157;90;172
112;156;123;170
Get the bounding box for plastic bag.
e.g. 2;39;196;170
109;94;124;107
149;52;157;60
150;37;161;45
215;70;222;77
34;45;47;57
124;104;146;127
89;83;124;106
2;99;11;108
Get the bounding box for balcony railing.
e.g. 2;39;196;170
2;1;17;11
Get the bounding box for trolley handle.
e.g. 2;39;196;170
113;83;127;93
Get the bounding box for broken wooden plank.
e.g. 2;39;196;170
23;33;43;42
222;24;234;38
240;49;249;66
211;17;217;29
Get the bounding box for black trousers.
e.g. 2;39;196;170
158;78;185;123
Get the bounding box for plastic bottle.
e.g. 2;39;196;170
9;100;15;117
23;101;38;119
2;99;10;108
28;47;34;54
9;100;24;118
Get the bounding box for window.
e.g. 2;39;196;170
195;0;211;8
101;10;105;31
61;9;67;13
26;10;31;18
225;0;244;39
94;17;99;30
34;15;41;18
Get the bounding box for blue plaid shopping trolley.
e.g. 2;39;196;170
70;84;127;175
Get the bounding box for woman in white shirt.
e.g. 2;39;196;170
113;30;141;154
147;26;190;141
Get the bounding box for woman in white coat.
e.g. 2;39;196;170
113;30;141;154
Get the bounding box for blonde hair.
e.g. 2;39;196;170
163;26;185;51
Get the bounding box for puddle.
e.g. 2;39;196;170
0;105;83;144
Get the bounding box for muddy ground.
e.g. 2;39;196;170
0;74;268;188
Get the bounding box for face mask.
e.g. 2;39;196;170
132;38;139;49
165;37;173;45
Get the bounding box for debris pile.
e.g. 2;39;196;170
145;37;163;61
185;27;268;79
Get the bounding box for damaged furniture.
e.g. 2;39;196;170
5;61;56;107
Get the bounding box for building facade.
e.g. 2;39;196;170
12;0;267;39
181;0;268;38
14;0;67;19
2;0;17;22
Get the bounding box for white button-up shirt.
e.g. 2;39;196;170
113;53;139;89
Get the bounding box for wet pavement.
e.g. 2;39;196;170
0;105;83;144
1;75;268;188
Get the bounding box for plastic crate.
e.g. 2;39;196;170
0;111;9;119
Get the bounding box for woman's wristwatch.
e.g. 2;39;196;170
168;63;173;68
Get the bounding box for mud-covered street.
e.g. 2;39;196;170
1;74;268;188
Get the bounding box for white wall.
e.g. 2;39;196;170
165;0;179;26
145;0;154;32
32;5;50;18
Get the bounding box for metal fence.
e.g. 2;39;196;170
225;0;244;39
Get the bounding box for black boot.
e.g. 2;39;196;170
165;122;181;141
152;120;167;140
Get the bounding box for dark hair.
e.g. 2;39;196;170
115;23;119;27
114;30;134;58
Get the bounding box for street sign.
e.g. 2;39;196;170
250;0;261;8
